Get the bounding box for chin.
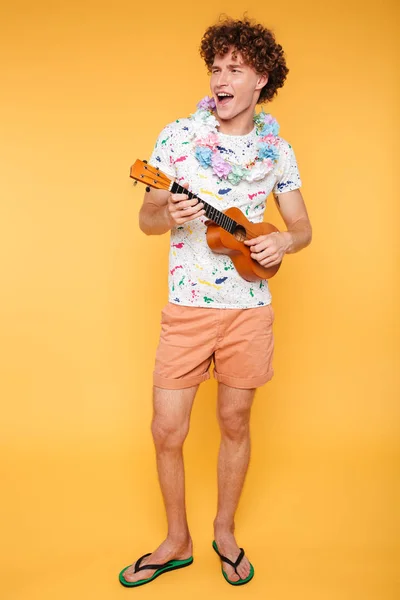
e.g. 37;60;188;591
215;105;237;121
215;109;229;121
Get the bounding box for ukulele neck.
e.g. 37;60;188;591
170;182;236;234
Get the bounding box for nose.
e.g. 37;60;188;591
216;69;230;87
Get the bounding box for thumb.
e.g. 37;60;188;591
244;235;265;244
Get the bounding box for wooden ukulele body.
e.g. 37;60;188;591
206;207;281;282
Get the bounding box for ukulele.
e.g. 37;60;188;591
130;159;282;282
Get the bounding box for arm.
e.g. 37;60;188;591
273;188;312;254
139;187;173;235
139;185;205;235
244;188;312;267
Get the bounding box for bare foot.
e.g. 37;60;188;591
122;537;193;584
214;530;252;583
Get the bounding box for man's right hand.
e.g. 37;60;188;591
166;184;205;226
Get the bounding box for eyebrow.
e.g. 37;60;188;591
212;63;244;69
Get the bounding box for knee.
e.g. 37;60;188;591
151;417;189;451
218;407;250;441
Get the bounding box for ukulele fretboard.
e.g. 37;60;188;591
170;182;237;234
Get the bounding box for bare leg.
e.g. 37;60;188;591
123;385;197;583
213;382;256;582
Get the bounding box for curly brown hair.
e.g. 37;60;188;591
200;16;289;104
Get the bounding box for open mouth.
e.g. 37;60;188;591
216;92;234;106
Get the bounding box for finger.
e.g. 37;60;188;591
249;241;275;253
174;199;203;210
172;204;204;218
172;203;203;216
250;249;274;262
255;254;280;266
175;209;206;224
245;239;275;251
186;209;206;222
171;199;202;213
244;232;279;246
259;257;280;267
170;193;189;203
243;235;265;245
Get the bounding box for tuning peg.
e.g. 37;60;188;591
146;186;150;192
143;160;148;163
132;181;138;187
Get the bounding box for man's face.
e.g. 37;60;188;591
210;48;267;121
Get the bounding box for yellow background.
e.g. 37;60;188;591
1;0;399;598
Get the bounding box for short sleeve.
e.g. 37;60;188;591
147;123;178;179
273;139;302;194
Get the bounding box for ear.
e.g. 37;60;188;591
255;73;268;90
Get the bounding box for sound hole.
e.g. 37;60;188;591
233;225;246;242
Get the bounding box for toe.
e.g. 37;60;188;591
225;567;240;582
237;557;251;580
124;567;154;583
220;562;240;582
237;566;246;579
122;566;136;582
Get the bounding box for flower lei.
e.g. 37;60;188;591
190;96;280;185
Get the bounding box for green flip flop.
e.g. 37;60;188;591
212;540;254;586
119;552;193;587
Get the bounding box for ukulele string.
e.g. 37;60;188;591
175;183;269;242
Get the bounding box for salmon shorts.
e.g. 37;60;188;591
153;302;275;390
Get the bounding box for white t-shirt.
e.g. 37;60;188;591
148;117;302;309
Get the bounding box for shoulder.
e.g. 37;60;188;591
155;118;192;141
274;136;299;166
276;136;295;153
149;118;194;174
272;135;302;191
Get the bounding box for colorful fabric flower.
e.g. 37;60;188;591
211;154;232;178
245;160;273;183
261;133;279;146
258;143;280;161
196;132;219;149
190;108;219;138
195;146;213;168
254;112;280;137
227;164;246;185
197;96;216;111
260;122;279;136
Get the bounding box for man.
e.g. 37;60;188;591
119;17;312;587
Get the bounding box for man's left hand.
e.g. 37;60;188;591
244;232;290;267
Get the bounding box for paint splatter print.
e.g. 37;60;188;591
148;118;301;308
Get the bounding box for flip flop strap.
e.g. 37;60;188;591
135;559;175;573
134;553;151;572
234;548;245;569
218;547;245;574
